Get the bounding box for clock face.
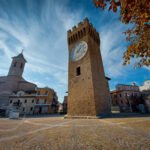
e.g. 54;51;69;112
70;41;88;62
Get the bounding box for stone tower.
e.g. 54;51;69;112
66;18;111;117
8;52;26;77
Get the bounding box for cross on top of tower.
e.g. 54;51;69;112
21;49;24;54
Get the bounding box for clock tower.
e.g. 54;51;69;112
66;18;111;118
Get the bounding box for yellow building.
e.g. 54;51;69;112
34;87;59;114
110;83;142;112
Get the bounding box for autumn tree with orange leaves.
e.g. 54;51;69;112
93;0;150;68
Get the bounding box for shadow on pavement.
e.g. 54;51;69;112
100;113;150;119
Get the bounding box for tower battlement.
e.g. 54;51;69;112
67;18;100;46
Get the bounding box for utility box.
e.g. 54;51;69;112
9;110;20;119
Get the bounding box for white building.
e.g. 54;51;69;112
9;90;36;115
139;80;150;91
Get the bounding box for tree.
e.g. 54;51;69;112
93;0;150;68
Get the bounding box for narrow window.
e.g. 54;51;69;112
78;31;80;38
14;62;17;67
20;63;23;69
76;67;81;76
81;30;83;37
71;36;73;43
10;100;12;103
30;107;33;111
24;100;27;103
120;94;122;97
23;107;25;111
32;100;34;103
83;28;86;35
37;91;40;95
76;34;78;40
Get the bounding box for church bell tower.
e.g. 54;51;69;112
8;51;26;77
66;18;111;117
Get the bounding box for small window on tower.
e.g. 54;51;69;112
14;62;17;67
76;67;81;76
20;63;23;69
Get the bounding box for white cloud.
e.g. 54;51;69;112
99;22;129;78
0;0;82;102
144;66;150;71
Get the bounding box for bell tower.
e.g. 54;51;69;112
66;18;111;117
8;51;26;77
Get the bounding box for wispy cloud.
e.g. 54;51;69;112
99;22;126;77
0;0;149;102
0;0;82;102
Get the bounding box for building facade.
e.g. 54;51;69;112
0;52;36;107
110;83;143;112
34;87;59;114
9;90;36;115
142;90;150;113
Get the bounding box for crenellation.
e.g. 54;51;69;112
93;28;96;32
67;18;100;45
78;22;83;28
72;26;77;32
84;17;89;25
89;23;93;28
67;30;71;36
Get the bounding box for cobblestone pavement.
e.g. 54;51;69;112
0;115;150;150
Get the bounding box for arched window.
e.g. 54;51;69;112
81;30;83;37
14;62;17;67
83;28;86;35
76;34;78;40
73;35;75;41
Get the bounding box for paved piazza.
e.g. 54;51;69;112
0;115;150;150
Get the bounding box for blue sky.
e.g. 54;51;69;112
0;0;149;102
